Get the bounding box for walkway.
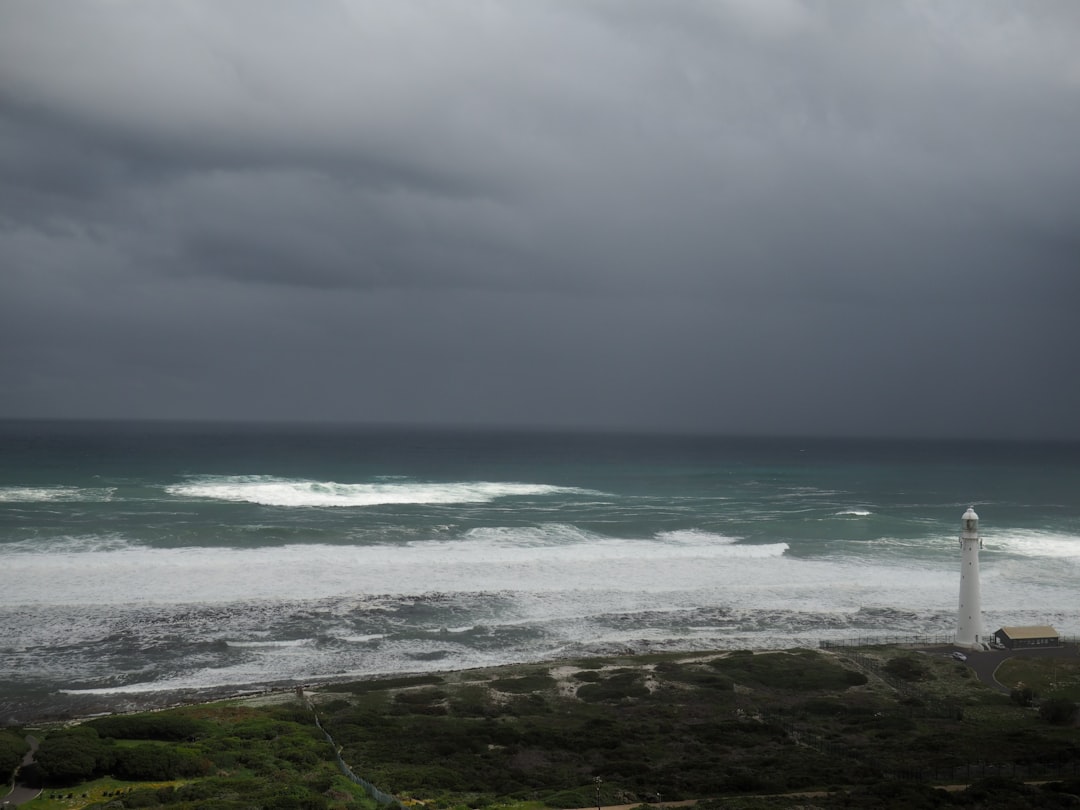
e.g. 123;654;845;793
2;736;40;807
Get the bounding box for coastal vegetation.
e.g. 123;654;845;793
1;728;30;783
7;647;1080;810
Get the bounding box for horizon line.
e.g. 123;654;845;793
1;415;1077;445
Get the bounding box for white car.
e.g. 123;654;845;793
951;651;967;661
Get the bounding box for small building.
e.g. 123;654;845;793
994;625;1060;649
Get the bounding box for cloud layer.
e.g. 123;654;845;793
3;1;1079;437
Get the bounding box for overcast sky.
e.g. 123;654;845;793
2;1;1078;438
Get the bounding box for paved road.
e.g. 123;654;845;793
1;736;40;807
939;644;1080;693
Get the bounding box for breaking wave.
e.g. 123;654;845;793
165;476;586;507
0;524;788;606
989;530;1080;559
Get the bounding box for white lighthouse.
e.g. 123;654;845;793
956;506;984;648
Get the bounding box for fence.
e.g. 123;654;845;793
818;634;955;649
310;703;402;808
820;634;1080;650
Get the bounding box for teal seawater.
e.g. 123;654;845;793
1;421;1078;722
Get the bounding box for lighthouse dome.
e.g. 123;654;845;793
961;507;979;539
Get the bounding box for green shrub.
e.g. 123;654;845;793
710;650;867;691
653;662;733;690
34;726;114;786
883;655;930;682
1039;697;1079;726
112;743;211;780
490;673;556;693
87;712;207;741
120;787;164;807
577;670;649;703
1011;686;1037;706
0;731;29;783
394;688;447;706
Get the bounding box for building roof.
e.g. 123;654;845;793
997;625;1059;639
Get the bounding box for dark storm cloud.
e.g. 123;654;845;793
2;1;1079;437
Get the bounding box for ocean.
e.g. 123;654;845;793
2;420;1078;723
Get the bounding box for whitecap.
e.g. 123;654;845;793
655;529;741;545
0;486;115;503
165;475;588;507
989;530;1080;559
225;639;315;649
0;533;134;556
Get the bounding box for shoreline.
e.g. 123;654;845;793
5;648;741;727
11;640;1079;729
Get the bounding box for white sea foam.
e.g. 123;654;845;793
0;533;135;556
18;554;1080;697
0;524;785;606
0;486;114;503
165;476;584;507
836;509;872;517
226;639;314;648
655;529;740;545
6;522;1080;700
4;516;1074;624
989;529;1080;559
462;524;600;546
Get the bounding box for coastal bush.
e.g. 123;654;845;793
847;780;952;807
708;650;867;691
87;712;207;741
717;766;785;794
449;685;495;717
31;647;1080;808
652;661;734;691
393;687;448;715
1039;697;1079;726
0;731;29;782
1011;686;1037;706
573;670;602;682
112;743;211;780
883;654;932;682
233;717;294;740
394;688;447;704
490;673;557;693
33;726;114;786
117;787;164;807
577;670;650;703
801;697;851;716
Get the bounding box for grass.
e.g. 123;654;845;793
997;657;1080;701
28;777;186;810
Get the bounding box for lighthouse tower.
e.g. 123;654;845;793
956;507;984;648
